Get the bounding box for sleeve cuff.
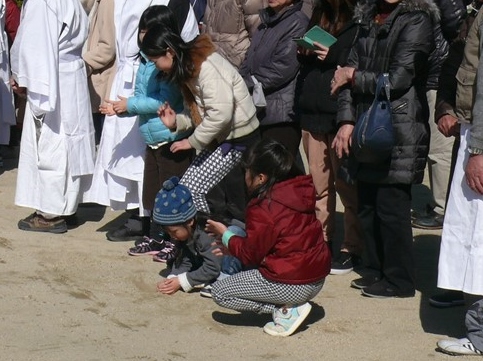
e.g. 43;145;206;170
177;272;193;292
222;229;236;248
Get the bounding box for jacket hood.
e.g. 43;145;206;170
260;1;304;26
354;0;440;25
268;175;316;213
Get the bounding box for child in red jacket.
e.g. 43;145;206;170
206;138;331;337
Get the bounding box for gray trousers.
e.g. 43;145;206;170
467;298;483;351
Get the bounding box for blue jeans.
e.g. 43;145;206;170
220;225;245;276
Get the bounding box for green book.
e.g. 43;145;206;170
293;25;337;50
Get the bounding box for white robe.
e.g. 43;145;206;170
10;0;95;216
84;0;199;213
438;123;483;295
0;0;16;145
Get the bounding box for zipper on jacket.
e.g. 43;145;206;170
392;101;407;112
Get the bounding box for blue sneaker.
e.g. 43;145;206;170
263;303;312;337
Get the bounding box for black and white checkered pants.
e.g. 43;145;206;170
211;269;325;314
180;147;243;213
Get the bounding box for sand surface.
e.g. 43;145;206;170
0;156;471;361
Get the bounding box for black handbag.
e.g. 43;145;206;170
351;73;395;163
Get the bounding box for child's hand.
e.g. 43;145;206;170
211;240;229;257
205;219;228;239
99;101;115;116
157;278;181;295
158;102;177;130
107;95;128;114
169;139;192;153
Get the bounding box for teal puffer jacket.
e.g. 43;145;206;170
127;57;190;146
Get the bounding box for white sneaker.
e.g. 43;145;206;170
263;303;312;337
437;338;483;356
199;284;213;298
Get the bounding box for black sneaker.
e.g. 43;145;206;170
330;252;359;275
127;237;166;256
361;280;415;299
429;290;465;308
199;284;213;298
350;275;381;289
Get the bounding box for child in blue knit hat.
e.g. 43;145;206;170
153;176;222;295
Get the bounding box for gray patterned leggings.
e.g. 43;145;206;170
179;147;243;213
211;269;325;314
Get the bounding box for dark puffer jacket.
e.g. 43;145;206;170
337;0;436;184
426;0;466;90
239;2;309;125
295;20;359;134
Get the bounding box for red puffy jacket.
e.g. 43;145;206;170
228;175;331;285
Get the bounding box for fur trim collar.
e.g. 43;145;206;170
354;0;440;25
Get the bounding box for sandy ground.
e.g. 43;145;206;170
0;154;473;361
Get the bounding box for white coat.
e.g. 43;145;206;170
10;0;95;216
0;0;15;145
438;124;483;295
84;0;199;213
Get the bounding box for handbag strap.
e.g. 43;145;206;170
376;73;390;101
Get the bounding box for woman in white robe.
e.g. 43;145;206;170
10;0;96;233
84;0;198;223
0;0;16;146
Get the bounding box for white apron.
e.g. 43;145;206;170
0;0;16;145
438;123;483;295
11;0;95;216
84;0;198;213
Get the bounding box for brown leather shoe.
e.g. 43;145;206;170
18;213;68;234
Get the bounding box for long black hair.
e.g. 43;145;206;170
242;138;304;200
137;5;180;49
140;25;194;86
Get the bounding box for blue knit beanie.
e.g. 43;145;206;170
152;176;197;225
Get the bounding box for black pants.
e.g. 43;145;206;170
358;181;415;293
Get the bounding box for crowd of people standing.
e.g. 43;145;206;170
0;0;482;350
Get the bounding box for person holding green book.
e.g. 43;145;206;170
295;0;364;276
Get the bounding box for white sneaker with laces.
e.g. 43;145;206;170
437;338;483;356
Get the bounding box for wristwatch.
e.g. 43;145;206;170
468;145;483;155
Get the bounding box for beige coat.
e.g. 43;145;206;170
174;36;259;150
204;0;313;69
80;0;97;14
82;0;116;113
203;0;266;69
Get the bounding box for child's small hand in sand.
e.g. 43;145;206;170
157;278;181;295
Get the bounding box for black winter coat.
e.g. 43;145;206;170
239;2;309;126
295;21;359;134
338;0;436;185
426;0;466;90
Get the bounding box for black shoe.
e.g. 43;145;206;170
429;290;465;308
350;275;381;290
106;220;143;242
361;280;415;299
411;213;444;230
330;252;360;275
411;204;434;221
